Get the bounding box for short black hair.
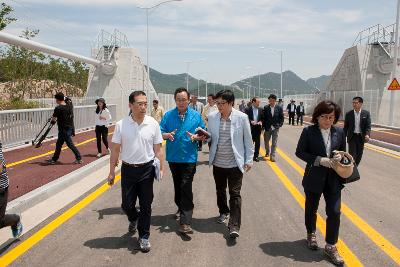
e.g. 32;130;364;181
207;93;215;99
129;91;146;104
311;100;341;124
215;90;235;104
54;92;64;101
268;94;277;100
174;87;190;100
353;96;364;103
153;99;159;104
251;97;259;103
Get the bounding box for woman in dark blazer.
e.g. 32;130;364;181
295;100;345;266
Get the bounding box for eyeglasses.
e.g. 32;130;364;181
352;101;360;105
134;102;148;107
175;99;188;103
216;101;228;106
319;114;335;121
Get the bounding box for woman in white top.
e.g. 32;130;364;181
95;98;112;157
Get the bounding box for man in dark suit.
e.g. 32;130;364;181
262;94;284;162
245;97;263;162
343;96;371;166
296;101;305;126
287;100;296;125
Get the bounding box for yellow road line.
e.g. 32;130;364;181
365;145;400;159
6;132;114;168
260;147;363;266
0;175;121;266
274;147;400;265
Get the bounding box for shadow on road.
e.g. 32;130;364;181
94;207;124;220
83;233;140;254
259;239;327;264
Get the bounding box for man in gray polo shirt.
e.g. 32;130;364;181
207;90;253;239
108;91;164;253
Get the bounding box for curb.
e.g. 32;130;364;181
6;155;116;215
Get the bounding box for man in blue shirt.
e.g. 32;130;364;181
160;88;206;235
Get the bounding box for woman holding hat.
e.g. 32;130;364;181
95;98;112;158
295;100;346;266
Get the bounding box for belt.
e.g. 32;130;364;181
354;133;362;135
122;160;154;168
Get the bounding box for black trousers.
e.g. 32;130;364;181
297;114;304;125
52;127;81;161
348;134;364;166
213;166;243;231
0;188;20;229
95;125;109;153
288;112;295;125
304;190;341;245
251;126;262;159
121;163;155;239
169;163;197;225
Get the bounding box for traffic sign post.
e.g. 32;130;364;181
388;78;400;90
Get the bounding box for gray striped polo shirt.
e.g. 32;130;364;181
0;143;9;189
213;118;237;168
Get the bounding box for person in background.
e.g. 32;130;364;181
287;99;296;125
0;142;23;239
245;97;263;162
239;100;246;113
46;92;82;165
151;99;164;124
343;96;371;166
295;100;346;266
277;98;284;108
207;90;253;239
189;95;205;151
160;88;206;235
108;91;164;253
296;101;305;126
95;98;112;158
262;94;284;162
202;93;218;129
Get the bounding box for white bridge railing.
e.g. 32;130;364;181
0;104;116;149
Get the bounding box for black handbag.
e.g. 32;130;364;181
340;164;360;184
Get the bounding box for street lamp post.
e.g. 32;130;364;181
137;0;182;90
185;58;205;94
390;0;400;126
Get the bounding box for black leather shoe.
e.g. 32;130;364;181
253;158;259;162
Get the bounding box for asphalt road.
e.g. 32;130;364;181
2;125;399;267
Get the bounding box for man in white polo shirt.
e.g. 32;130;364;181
108;91;164;253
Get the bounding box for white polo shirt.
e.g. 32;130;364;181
112;115;163;164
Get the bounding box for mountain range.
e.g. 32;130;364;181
149;67;331;97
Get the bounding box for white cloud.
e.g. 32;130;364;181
328;9;362;23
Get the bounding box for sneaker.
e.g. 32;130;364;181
45;159;57;165
74;159;83;164
270;156;276;162
11;220;23;238
174;210;180;220
217;213;229;224
138;238;151;253
128;220;137;234
306;232;318;250
253;157;259;162
324;245;344;266
265;153;269;158
229;228;240;239
179;224;193;234
96;153;102;158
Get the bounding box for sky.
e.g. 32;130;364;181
2;0;398;84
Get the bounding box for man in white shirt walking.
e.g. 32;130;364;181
108;91;164;253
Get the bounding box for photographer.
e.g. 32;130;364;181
46;92;82;165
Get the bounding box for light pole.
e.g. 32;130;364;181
389;0;400;126
260;47;284;99
185;58;205;94
137;0;183;90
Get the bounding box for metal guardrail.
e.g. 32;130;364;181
0;104;116;149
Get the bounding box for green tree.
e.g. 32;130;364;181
0;3;17;30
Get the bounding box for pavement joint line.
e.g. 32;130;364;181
273;145;400;265
0;174;122;266
6;132;114;168
259;147;363;267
